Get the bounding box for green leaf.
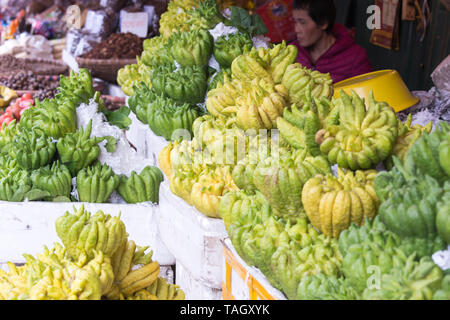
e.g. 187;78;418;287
251;13;268;35
104;136;118;153
228;6;268;36
95;91;132;131
230;6;252;28
102;106;132;130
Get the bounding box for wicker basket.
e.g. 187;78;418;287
0;75;60;102
49;38;66;61
21;57;68;76
0;57;68;78
76;57;136;83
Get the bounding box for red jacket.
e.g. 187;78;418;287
292;24;372;83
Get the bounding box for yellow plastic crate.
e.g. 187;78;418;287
222;238;286;300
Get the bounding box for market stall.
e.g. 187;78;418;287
0;0;448;302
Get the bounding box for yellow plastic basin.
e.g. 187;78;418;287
333;70;419;112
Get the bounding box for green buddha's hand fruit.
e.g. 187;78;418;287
117;166;164;204
76;162;120;203
31;161;72;201
10;128;56;170
57;120;106;176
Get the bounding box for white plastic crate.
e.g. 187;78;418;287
145;128;170;165
125;107;169;164
175;260;222;300
157;180;228;289
0;201;175;266
125;112;152;159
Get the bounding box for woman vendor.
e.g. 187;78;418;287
292;0;373;83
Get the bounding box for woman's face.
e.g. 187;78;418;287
293;9;327;48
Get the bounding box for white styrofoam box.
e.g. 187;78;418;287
125;112;150;159
176;261;222;300
125;108;169;163
223;238;287;300
0;201;175;266
157;180;228;289
145;128;170;165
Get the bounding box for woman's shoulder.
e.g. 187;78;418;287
330;24;363;54
340;42;370;63
319;25;372;82
326;25;371;64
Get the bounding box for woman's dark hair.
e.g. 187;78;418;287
293;0;336;33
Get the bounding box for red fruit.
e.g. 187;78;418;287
2;117;13;125
21;93;33;100
3;107;13;117
19;99;33;107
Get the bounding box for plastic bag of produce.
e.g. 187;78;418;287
83;9;119;40
99;0;126;11
76;98;155;178
73;32;103;57
65;29;82;55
